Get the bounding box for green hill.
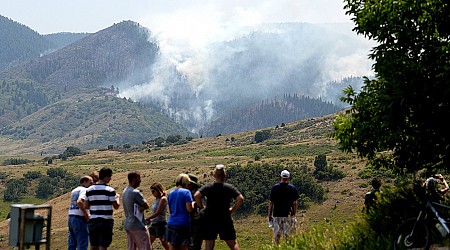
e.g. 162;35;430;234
0;92;191;154
0;15;53;71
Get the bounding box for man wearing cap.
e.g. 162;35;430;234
268;170;299;245
194;164;244;250
187;174;204;250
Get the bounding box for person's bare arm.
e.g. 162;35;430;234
292;200;298;215
139;201;150;212
112;193;120;209
186;201;194;213
194;191;204;209
77;198;90;221
440;175;449;194
146;196;167;222
230;194;244;214
268;201;273;221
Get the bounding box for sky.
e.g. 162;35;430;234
0;0;351;35
1;0;356;62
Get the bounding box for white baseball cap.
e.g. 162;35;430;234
280;170;290;178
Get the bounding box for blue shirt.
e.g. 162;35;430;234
167;188;193;227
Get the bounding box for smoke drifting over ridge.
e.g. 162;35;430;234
115;2;375;133
118;22;375;133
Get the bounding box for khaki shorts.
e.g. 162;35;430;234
273;217;296;237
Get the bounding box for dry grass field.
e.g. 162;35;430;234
0;114;371;250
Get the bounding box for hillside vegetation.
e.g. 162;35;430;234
0;114;372;249
0;92;191;153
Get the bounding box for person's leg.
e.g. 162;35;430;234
68;217;77;250
75;219;89;250
272;217;282;245
204;240;215;250
126;230;136;250
88;221;100;250
224;240;239;250
97;220;114;250
130;229;152;250
218;218;239;250
159;236;170;250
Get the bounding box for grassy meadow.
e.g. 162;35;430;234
0;114;372;249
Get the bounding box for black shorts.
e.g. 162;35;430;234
202;217;236;240
88;218;114;247
149;221;167;237
164;225;190;246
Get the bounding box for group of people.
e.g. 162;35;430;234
68;164;304;250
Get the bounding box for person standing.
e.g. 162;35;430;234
187;174;204;250
194;164;244;250
85;167;120;250
364;177;382;211
68;175;93;250
145;182;169;250
165;174;194;250
122;171;152;250
268;170;299;245
424;174;449;202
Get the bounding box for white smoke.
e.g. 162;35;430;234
116;1;375;132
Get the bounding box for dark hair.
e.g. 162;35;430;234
371;178;381;189
80;176;92;184
99;167;113;179
128;171;140;183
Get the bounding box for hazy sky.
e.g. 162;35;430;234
0;0;351;35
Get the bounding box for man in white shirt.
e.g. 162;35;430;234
68;175;93;250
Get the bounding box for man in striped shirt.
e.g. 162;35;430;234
85;167;120;250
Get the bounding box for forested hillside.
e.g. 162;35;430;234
201;94;341;136
0;15;53;71
0;21;159;96
43;32;90;51
0;92;191;152
0;21;160;127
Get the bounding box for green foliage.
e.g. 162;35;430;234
166;134;181;143
61;146;84;158
206;144;334;158
2;158;32;165
358;165;396;179
314;154;327;173
333;0;450;174
47;167;67;178
3;179;27;202
23;171;42;179
255;130;271;143
36;176;54;199
226;163;325;215
313;154;346;181
36;171;78;199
